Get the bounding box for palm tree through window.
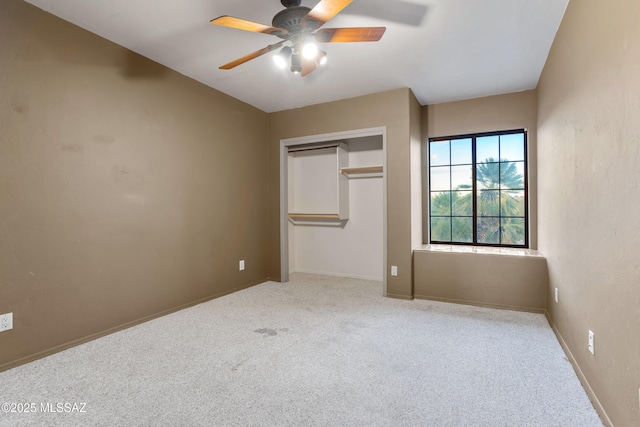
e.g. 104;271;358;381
428;130;528;247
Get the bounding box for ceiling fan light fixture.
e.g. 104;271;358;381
302;42;319;60
273;46;292;68
317;50;327;66
290;53;302;73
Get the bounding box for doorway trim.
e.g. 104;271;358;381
279;126;388;295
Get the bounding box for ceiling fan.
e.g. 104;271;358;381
210;0;386;76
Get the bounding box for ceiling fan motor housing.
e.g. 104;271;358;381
272;6;315;37
280;0;302;7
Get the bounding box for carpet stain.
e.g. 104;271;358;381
231;358;250;371
254;328;288;337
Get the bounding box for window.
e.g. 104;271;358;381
428;129;528;247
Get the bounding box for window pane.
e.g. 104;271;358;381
499;162;525;189
451;138;472;165
501;190;526;217
428;130;528;248
476;136;499;163
431;217;451;242
430;192;451;216
477;190;499;216
500;133;525;161
452;191;473;216
476;163;499;190
451;165;472;190
430;141;450;166
430;166;451;191
501;218;526;245
477;217;500;244
452;217;473;243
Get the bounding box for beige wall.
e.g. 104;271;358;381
414;250;547;312
424;90;538;249
537;0;640;425
409;91;423;250
268;88;416;298
0;0;270;370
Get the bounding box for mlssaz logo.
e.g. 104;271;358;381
40;402;87;413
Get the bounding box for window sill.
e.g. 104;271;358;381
416;244;543;258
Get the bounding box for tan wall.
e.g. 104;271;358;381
268;88;416;298
537;0;640;425
414;250;547;312
409;91;423;251
424;90;538;249
0;1;270;370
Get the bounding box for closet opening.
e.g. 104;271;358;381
279;127;387;295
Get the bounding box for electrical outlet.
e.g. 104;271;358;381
0;312;13;332
588;330;594;355
554;288;559;303
391;266;398;276
239;260;245;271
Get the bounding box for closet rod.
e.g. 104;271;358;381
287;141;344;153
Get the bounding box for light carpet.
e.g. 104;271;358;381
0;273;602;426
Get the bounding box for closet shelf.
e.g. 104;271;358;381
287;213;342;220
340;166;383;178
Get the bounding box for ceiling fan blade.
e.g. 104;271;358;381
219;41;286;70
302;0;353;29
211;16;287;36
301;58;318;77
315;27;386;43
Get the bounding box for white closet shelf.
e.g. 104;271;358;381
340;166;383;178
287;213;342;220
287;213;346;226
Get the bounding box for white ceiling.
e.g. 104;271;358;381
24;0;569;113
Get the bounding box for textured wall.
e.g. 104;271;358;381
537;0;640;424
0;1;270;370
269;89;416;299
